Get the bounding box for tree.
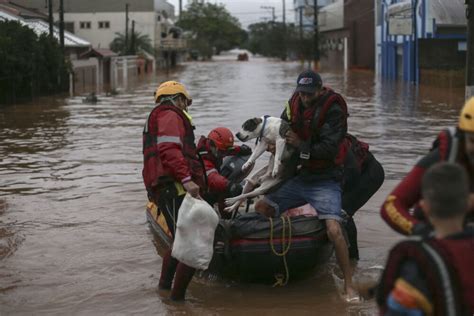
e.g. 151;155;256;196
177;2;247;59
109;31;154;56
0;20;69;105
245;22;319;61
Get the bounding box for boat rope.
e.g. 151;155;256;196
269;216;292;287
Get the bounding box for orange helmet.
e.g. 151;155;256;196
208;127;234;151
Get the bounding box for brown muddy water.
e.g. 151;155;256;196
0;56;466;315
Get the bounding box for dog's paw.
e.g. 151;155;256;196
223;203;239;213
225;197;238;206
241;161;254;172
272;169;279;178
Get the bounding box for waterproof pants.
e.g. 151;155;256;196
156;192;196;301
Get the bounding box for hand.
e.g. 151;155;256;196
285;130;301;148
238;144;252;156
183;180;201;199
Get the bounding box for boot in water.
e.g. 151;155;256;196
158;250;178;290
170;262;196;301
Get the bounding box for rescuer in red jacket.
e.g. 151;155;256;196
142;80;204;301
380;97;474;236
377;162;474;316
196;127;251;214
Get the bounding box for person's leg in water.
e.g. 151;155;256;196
157;194;195;300
301;178;356;299
326;219;356;298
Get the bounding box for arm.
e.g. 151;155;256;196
205;160;230;194
156;111;193;184
385;260;432;316
380;150;439;235
306;104;346;160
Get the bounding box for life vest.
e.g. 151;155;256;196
196;136;223;170
286;88;349;170
377;232;474;316
142;104;205;191
430;127;459;162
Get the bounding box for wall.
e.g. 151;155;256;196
344;0;374;69
56;12;158;50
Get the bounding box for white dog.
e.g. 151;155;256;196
224;116;294;213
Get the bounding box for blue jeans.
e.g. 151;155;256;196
263;175;343;221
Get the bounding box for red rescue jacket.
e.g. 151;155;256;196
142;104;205;192
287;87;349;171
377;230;474;316
196;136;243;194
381;128;474;235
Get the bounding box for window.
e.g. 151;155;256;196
64;22;74;33
98;21;110;29
80;21;91;29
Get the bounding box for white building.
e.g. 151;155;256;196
12;0;185;65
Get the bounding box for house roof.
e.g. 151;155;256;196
430;0;466;27
0;9;91;47
0;1;47;20
80;48;118;59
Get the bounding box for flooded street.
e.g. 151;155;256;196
0;57;466;315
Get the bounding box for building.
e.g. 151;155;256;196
293;0;375;71
11;0;185;68
377;0;467;86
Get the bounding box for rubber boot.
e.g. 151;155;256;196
158;250;178;290
170;262;196;301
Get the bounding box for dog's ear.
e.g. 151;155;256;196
242;117;263;132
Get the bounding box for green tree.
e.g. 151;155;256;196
177;2;247;59
109;31;154;56
246;22;319;61
0;21;69;105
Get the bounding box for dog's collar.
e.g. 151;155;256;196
255;115;270;145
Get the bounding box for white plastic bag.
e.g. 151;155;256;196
171;193;219;270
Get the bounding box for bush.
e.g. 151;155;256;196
0;20;70;105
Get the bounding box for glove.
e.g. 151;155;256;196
412;222;432;237
227;182;243;197
238;144;252;156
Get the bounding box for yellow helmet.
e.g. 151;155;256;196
154;81;191;103
458;97;474;132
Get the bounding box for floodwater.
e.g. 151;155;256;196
0;55;466;315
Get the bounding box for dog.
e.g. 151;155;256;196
237;116;290;178
224;116;295;213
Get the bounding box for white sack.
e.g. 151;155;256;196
171;193;219;270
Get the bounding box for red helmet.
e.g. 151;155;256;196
208;127;234;151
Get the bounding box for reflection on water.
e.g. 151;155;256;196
0;56;465;315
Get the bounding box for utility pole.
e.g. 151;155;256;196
282;0;287;60
59;0;64;50
282;0;286;25
47;0;53;39
125;3;129;55
261;6;276;23
467;0;474;98
313;0;320;70
130;20;135;55
299;6;303;40
179;0;182;19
